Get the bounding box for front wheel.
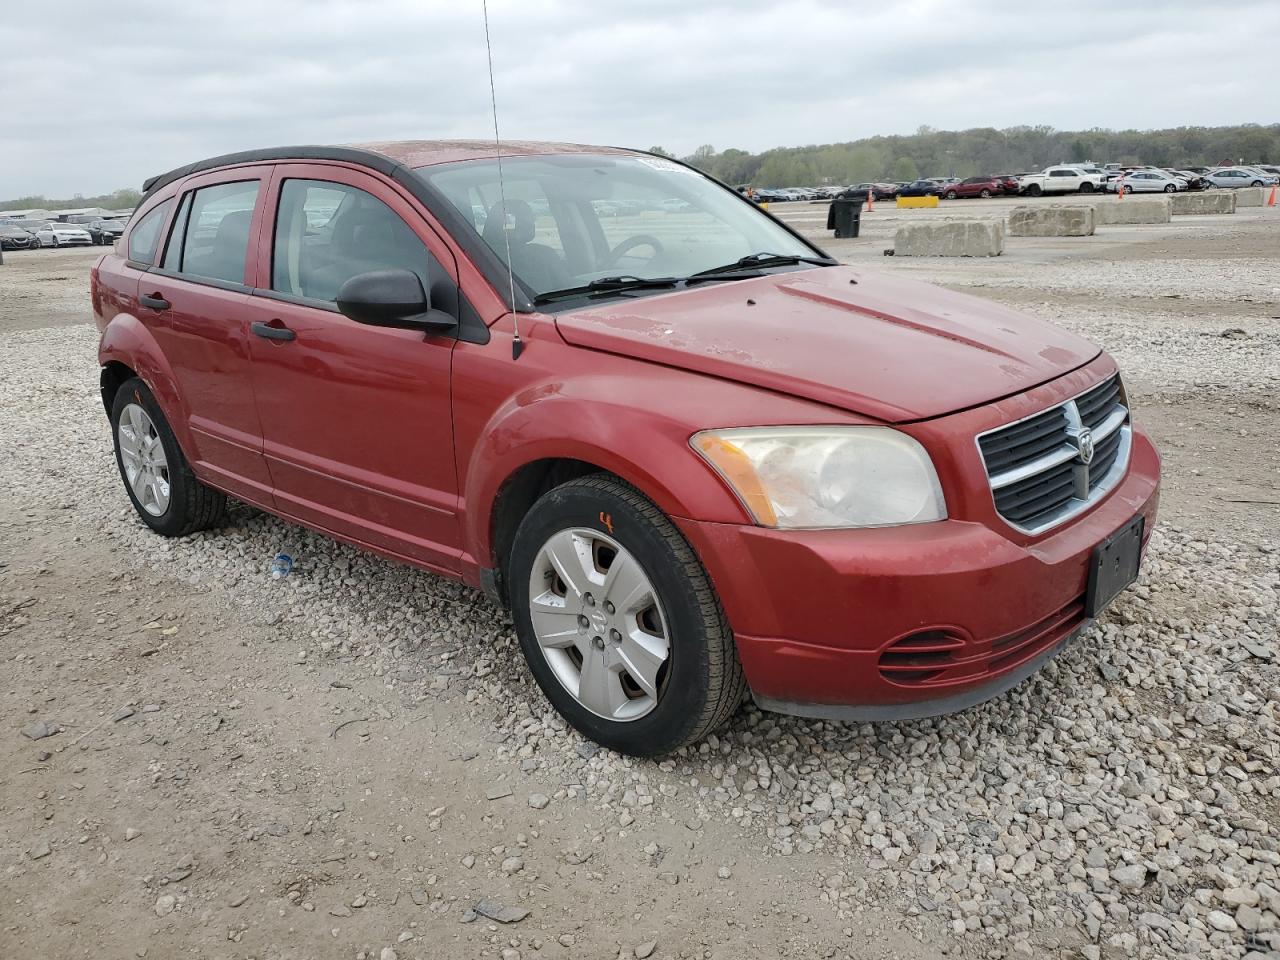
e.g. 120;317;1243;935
1026;184;1042;197
1252;180;1264;187
509;475;746;756
1079;182;1095;194
945;190;958;200
979;189;991;198
110;377;226;537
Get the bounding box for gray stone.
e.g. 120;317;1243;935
893;220;1004;257
635;940;657;959
474;899;530;923
1172;192;1236;215
1110;864;1147;891
21;720;60;740
527;793;550;810
27;840;51;860
1206;909;1237;932
1007;205;1095;237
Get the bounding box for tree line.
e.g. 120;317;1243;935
0;188;142;213
651;123;1280;187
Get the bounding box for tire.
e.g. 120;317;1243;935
508;475;746;756
1164;184;1176;193
110;377;226;537
945;190;957;200
1252;180;1264;187
1026;184;1042;197
979;189;991;198
1079;182;1095;194
52;236;60;248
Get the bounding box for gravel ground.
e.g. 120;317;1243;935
2;204;1279;960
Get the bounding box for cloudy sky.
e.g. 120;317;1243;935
3;0;1277;197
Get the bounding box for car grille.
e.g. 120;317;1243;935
977;375;1130;534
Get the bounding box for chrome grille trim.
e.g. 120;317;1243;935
976;375;1132;535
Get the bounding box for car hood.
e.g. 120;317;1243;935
553;266;1101;423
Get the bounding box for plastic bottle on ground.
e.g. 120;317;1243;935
270;553;294;579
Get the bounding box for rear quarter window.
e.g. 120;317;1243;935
127;200;174;265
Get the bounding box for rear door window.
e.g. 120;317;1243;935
179;181;261;285
271;179;437;304
127;200;174;265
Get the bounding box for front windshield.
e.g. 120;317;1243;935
418;154;819;301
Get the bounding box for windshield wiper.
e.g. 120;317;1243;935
533;275;682;305
687;252;836;281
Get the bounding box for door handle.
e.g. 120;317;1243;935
139;293;170;311
251;320;296;342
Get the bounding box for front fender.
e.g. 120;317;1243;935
452;322;870;581
98;313;193;453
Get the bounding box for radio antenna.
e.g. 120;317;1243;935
481;0;524;360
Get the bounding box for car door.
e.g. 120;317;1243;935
242;164;462;572
131;170;275;504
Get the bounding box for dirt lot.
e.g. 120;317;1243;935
1;199;1278;960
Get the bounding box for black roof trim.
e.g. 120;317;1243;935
140;145;398;199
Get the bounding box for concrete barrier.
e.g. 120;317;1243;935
1171;192;1236;215
1007;205;1095;237
1092;197;1171;224
894;221;1003;257
1235;187;1266;207
896;196;939;209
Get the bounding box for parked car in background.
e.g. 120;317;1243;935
0;223;39;250
1166;170;1207;190
1106;170;1186;193
1204;167;1278;188
994;175;1021;194
87;219;127;245
895;179;942;197
1017;166;1105;196
91;139;1159;756
35;222;94;247
941;176;1005;199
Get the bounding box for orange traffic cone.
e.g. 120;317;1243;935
1268;183;1277;207
1117;179;1126;199
865;188;875;213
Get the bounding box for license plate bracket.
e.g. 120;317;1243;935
1085;514;1145;617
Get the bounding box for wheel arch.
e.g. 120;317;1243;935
98;313;194;453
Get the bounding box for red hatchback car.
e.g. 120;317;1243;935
92;141;1160;755
941;176;1006;199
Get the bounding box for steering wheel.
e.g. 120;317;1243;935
604;234;665;268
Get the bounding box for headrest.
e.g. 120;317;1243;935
482;198;535;249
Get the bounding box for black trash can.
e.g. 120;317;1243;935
827;198;862;238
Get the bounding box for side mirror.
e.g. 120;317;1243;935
336;269;457;334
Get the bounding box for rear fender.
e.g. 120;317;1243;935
98;313;193;453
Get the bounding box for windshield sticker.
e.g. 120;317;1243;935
635;157;700;176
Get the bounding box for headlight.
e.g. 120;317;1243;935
691;426;946;529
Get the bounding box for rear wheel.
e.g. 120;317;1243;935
508;475;746;756
110;377;226;537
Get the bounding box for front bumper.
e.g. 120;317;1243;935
676;425;1160;720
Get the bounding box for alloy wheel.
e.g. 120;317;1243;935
117;402;171;517
527;527;670;722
